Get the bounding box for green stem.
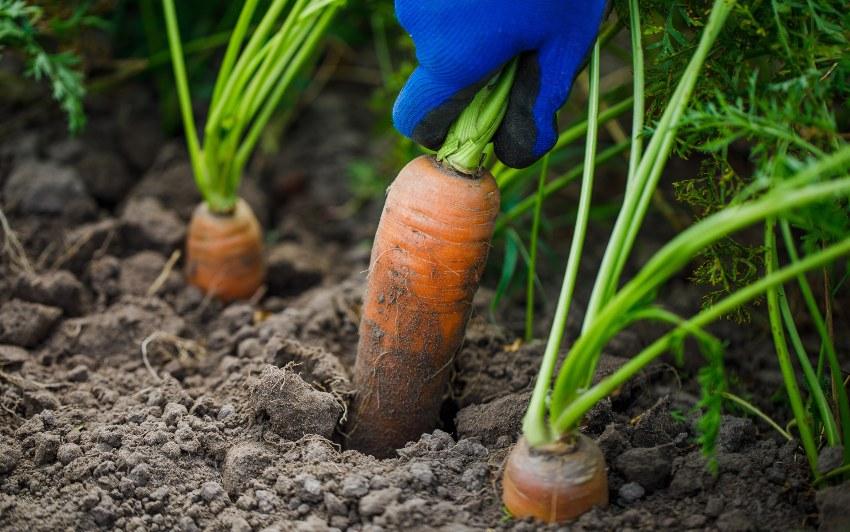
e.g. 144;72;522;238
777;275;840;446
765;218;821;476
721;392;793;441
626;0;645;189
232;5;338;184
814;463;850;485
523;44;601;447
781;220;850;462
437;60;518;174
161;0;207;202
237;0;309;125
551;235;850;443
210;0;260;105
205;0;291;135
525;155;550;342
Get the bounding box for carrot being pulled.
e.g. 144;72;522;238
162;0;342;301
347;63;516;457
347;156;500;456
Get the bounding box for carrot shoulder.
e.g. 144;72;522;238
185;198;265;301
347;155;500;457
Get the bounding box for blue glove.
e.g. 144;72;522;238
393;0;609;169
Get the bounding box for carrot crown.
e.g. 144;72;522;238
437;60;518;175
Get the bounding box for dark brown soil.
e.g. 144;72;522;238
0;83;846;532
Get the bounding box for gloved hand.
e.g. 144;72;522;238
392;0;609;169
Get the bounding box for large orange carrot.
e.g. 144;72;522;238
502;435;608;522
347;155;500;457
185;198;265;301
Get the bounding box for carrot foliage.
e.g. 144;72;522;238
519;0;850;484
0;0;86;133
162;0;344;214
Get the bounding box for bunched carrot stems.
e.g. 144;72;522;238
163;0;343;214
523;42;602;446
583;0;737;329
437;60;518;174
163;0;342;300
549;171;850;428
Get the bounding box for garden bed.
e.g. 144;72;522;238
0;85;844;532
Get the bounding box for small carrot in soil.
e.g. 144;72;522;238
504;1;741;524
185;199;265;301
162;0;341;300
502;435;608;522
347;155;500;456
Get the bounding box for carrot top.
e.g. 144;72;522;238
436;60;517;175
162;0;343;214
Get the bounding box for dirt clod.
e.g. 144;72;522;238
3;160;96;220
57;442;83;465
222;441;275;497
455;390;529;445
13;270;88;316
266;242;326;297
817;446;844;475
717;415;757;452
618;482;645;503
359;487;401;517
817;481;850;532
0;443;21;474
252;365;343;441
76;150;133;204
120;197;186;254
615;446;672;491
0;299;62;347
0;344;29;369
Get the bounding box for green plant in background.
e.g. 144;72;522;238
511;0;850;489
162;0;344;214
640;0;850;478
0;0;86;132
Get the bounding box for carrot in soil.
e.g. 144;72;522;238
185;199;265;301
345;60;517;457
346;155;500;456
161;0;341;300
501;1;740;523
502;435;608;522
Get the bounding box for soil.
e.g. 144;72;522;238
0;82;847;532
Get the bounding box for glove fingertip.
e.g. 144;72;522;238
493;52;545;169
394;67;493;151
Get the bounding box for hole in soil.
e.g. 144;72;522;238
439;397;459;439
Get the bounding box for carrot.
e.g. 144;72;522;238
185;198;265;301
162;0;341;300
346;155;500;457
502;435;608;522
